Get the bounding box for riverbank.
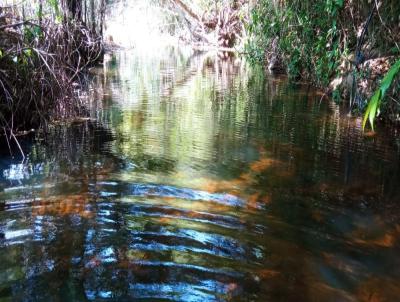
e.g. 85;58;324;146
1;48;400;301
0;1;105;143
2;0;399;141
245;0;400;127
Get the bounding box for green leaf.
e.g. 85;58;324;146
363;59;400;130
389;47;400;55
335;0;344;7
33;25;42;38
380;59;400;93
24;49;32;57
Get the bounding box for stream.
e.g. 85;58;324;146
1;47;400;301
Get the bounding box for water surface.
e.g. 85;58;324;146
1;47;400;301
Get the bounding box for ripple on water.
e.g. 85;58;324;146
0;180;263;301
1;48;400;302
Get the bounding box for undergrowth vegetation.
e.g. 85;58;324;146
247;0;345;85
0;0;105;141
246;0;400;128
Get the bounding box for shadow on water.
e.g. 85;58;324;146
1;46;400;301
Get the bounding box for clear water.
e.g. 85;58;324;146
1;47;400;301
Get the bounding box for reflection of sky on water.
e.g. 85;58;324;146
2;163;44;181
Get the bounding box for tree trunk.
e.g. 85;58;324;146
67;0;82;21
171;0;202;22
90;0;95;32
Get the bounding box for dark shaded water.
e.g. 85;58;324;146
1;47;400;301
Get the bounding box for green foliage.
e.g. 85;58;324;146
246;0;400;125
362;59;400;130
24;25;43;42
246;0;346;85
332;88;341;103
48;0;62;22
0;0;105;132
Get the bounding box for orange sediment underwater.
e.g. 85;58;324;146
250;158;278;173
352;232;396;248
348;219;400;248
32;194;93;218
194;154;285;210
355;277;400;302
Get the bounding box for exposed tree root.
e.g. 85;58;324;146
0;4;104;157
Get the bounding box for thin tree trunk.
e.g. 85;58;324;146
99;0;106;38
67;0;82;21
38;0;43;26
171;0;202;22
90;0;95;33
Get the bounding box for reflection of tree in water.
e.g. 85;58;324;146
1;48;400;301
186;67;400;300
0;122;119;300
